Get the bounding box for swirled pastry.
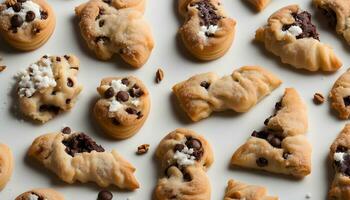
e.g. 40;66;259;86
330;68;350;119
313;0;350;45
0;143;13;190
231;88;312;178
172;66;282;122
15;188;64;200
224;179;278;200
154;128;213;200
0;0;55;51
247;0;271;11
255;5;342;72
28;129;139;189
75;0;154;68
16;55;82;123
178;0;236;60
93;76;150;139
329;124;350;200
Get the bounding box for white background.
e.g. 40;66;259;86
0;0;348;199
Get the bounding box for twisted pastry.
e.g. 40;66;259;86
172;66;281;122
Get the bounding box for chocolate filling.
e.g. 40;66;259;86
282;11;319;40
321;8;337;28
193;0;221;27
173;137;204;160
39;105;60;114
343;96;350;106
62;133;105;157
200;81;210;89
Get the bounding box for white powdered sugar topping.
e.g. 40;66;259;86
334;152;345;163
17;57;56;98
173;146;196;166
282;25;303;37
2;1;41;22
111;79;128;92
109;99;124;112
198;25;219;40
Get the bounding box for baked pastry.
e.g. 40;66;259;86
231;88;312;178
0;0;55;51
0;143;14;190
93;76;150;139
154;128;213;200
15;188;64;200
329;124;350;200
75;0;154;68
16;55;82;123
224;179;278;200
178;0;236;60
247;0;271;11
77;0;146;13
255;5;342;72
330;68;350;119
172;66;282;122
313;0;350;45
28;129;139;189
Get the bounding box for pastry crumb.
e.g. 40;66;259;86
155;68;164;83
0;65;6;72
313;93;324;104
137;144;150;155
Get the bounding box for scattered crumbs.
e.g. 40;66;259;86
155;68;164;83
0;65;6;72
305;193;311;199
313;92;325;105
137;144;150;155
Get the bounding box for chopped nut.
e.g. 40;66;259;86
313;93;325;104
0;65;6;72
155;68;164;83
137;144;150;155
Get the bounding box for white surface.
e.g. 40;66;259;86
0;0;347;199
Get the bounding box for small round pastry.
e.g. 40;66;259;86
93;76;150;139
0;143;14;191
15;188;65;200
16;55;83;123
0;0;56;51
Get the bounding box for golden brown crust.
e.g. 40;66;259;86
330;68;350;119
0;0;56;51
255;4;342;72
231;88;312;178
247;0;271;11
93;76;150;139
0;143;13;191
172;66;282;122
15;188;65;200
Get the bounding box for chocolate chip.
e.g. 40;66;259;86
67;78;74;87
344;96;350;106
121;78;129;85
103;0;111;4
40;10;48;20
12;3;21;12
25;11;35;22
64;55;70;60
200;81;210;89
133;84;140;89
128;87;144;98
183;173;192;182
61;127;71;134
11;14;23;28
62;133;105;157
97;190;113;200
95;36;110;43
111;118;120;125
275;101;282;111
126;107;137;115
251;130;268;139
17;0;27;2
283;152;290;159
192;149;204;160
66;99;71;104
185;138;202;150
99;20;105;27
264;116;272;125
43;55;48;59
104;87;115;98
269;137;281;148
136;111;143;119
56;57;61;62
321;8;337;28
336;145;348;153
194;0;221;27
256;157;268;167
116;91;129;102
174;144;185;152
39;105;60;114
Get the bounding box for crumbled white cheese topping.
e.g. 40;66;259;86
131;99;140;107
27;194;39;200
334;152;345;163
282;25;303;37
198;25;219;41
17;57;56;98
109;99;125;112
2;1;41;22
111;79;128;92
173;146;196;166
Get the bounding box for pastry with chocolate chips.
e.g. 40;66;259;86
224;179;278;200
231;88;312;178
330;68;350;120
0;0;55;51
0;143;13;191
15;188;64;200
93;76;150;139
178;0;236;60
246;0;271;11
255;5;342;72
16;55;82;123
75;0;154;68
28;130;139;189
172;66;281;122
154;128;213;200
